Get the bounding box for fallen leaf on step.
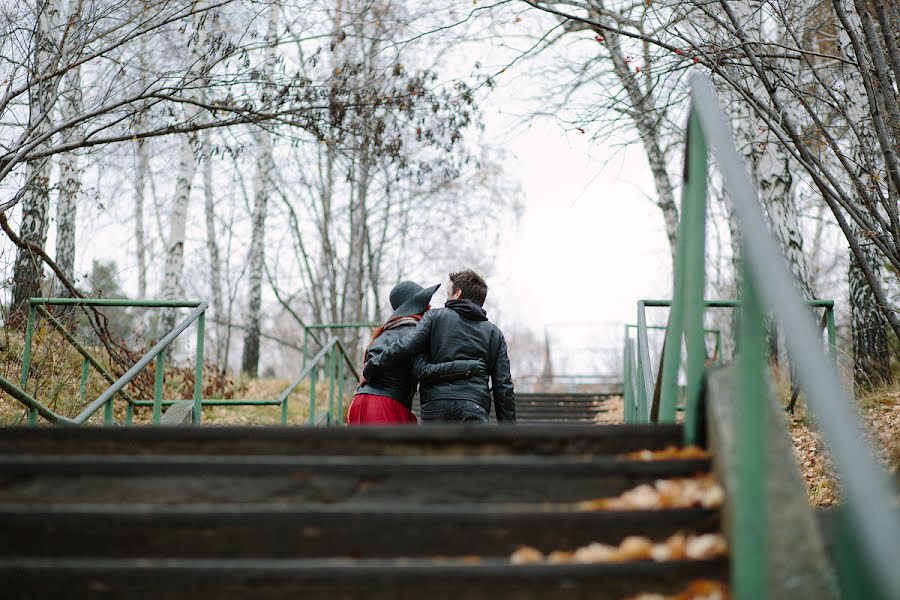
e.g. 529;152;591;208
575;474;723;510
684;534;728;560
510;545;544;564
509;533;728;565
621;445;711;461
624;578;732;599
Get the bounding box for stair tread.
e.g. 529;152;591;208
1;505;720;559
0;454;708;474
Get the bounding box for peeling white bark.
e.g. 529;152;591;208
159;135;197;335
240;5;278;376
55;65;81;295
12;0;61;312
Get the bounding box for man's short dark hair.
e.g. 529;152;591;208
449;269;488;306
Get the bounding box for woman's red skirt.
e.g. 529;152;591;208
347;393;418;425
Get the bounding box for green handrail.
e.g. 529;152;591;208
129;337;360;426
640;73;900;599
301;322;375;369
276;336;360;425
625;299;837;428
622;324;724;424
8;299;207;425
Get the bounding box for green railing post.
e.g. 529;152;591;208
281;389;289;425
302;328;309;370
126;402;134;425
103;395;114;425
327;347;336;425
193;311;206;424
21;304;37;425
153;349;165;425
623;330;634;424
336;350;345;424
308;361;318;425
734;258;768;599
825;305;837;367
78;358;90;405
635;349;646;423
635;303;655;422
681;111;710;444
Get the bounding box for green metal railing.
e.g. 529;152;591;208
628;73;900;599
279;336;359;425
622;323;724;424
0;298;362;427
301;322;375;369
624;299;836;430
1;298;207;425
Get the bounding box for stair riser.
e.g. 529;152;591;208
0;508;720;559
0;560;728;600
0;425;683;456
0;461;710;505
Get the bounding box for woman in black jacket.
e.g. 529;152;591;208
349;281;484;424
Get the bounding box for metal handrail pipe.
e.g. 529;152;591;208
29;298;203;308
640;298;835;309
330;337;361;381
73;303;208;425
627;324;722;335
691;72;900;599
0;375;76;425
305;322;378;329
34;305;137;406
131;399;283;407
276;342;336;406
635;301;655;422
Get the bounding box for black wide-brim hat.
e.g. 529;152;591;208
388;281;440;320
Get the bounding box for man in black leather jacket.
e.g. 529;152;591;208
362;270;516;423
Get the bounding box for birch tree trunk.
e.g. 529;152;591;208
133;139;149;299
601;18;679;264
838;10;894;388
848;235;892;388
342;156;371;353
55;65;81;296
240;5;278;376
240;128;274;376
11;0;60;315
202;132;225;365
159;135;197;335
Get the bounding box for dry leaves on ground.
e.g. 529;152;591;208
623;578;732;600
782;378;900;507
509;532;728;565
575;475;724;511
621;445;711;461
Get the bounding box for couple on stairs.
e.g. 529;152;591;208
348;269;516;425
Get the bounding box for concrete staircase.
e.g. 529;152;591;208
0;426;725;599
513;392;615;424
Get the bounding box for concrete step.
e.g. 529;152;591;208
0;424;681;456
0;504;720;559
0;556;728;600
0;454;711;505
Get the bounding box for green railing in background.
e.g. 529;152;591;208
624;299;836;430
1;298;207;425
622;322;723;425
630;73;900;599
0;298;362;427
301;322;376;369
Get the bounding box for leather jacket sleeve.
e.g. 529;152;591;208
363;312;435;381
414;356;484;382
491;333;516;423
